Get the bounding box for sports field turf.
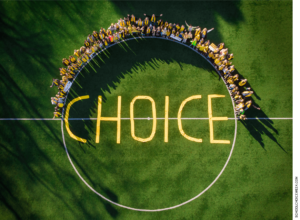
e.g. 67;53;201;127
0;0;293;219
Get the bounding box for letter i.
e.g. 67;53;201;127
164;96;169;142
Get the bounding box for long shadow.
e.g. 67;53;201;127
232;69;285;151
0;1;252;217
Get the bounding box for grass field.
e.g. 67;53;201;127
0;0;293;219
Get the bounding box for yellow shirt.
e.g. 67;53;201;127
120;21;125;27
242;91;252;97
57;103;64;108
227;77;234;84
63;59;70;66
180;27;185;32
219;54;226;61
77;59;82;66
93;33;98;40
54;112;61;117
151;15;156;22
233;74;239;81
219;43;224;50
70;56;76;63
137;20;143;26
214;58;222;66
218;65;225;71
204;46;209;53
60;68;67;75
239;80;247;87
74;50;80;57
131;16;136;22
144;20;149;26
245;101;252;109
234;95;242;100
58;84;64;90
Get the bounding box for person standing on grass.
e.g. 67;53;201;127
244;100;261;111
136;18;143;28
144;13;163;26
62;58;70;66
53;111;61;119
242;91;253;97
152;26;156;36
166;28;171;38
157;19;163;27
80;46;86;54
93;31;99;41
238;79;247;87
218;42;224;50
180;25;185;33
127;14;136;24
190;38;197;49
59;68;67;76
185;21;197;36
74;49;81;58
182;32;188;43
84;40;90;48
69;55;76;64
87;34;94;44
50;79;60;88
156;27;161;37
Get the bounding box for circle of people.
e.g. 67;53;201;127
50;13;260;120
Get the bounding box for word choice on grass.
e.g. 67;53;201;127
65;95;231;144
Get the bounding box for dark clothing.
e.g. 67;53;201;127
144;14;163;20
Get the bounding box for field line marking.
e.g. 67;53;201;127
59;37;239;211
0;117;293;121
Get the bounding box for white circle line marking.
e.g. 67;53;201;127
60;38;238;211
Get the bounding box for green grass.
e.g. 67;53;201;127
64;39;235;210
0;0;292;219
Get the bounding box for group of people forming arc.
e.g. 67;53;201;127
199;42;261;120
49;13;260;120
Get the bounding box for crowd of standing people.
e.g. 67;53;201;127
50;13;260;120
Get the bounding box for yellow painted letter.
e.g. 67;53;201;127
96;96;121;144
208;95;230;144
164;96;169;142
130;96;157;142
65;95;89;143
178;95;202;142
